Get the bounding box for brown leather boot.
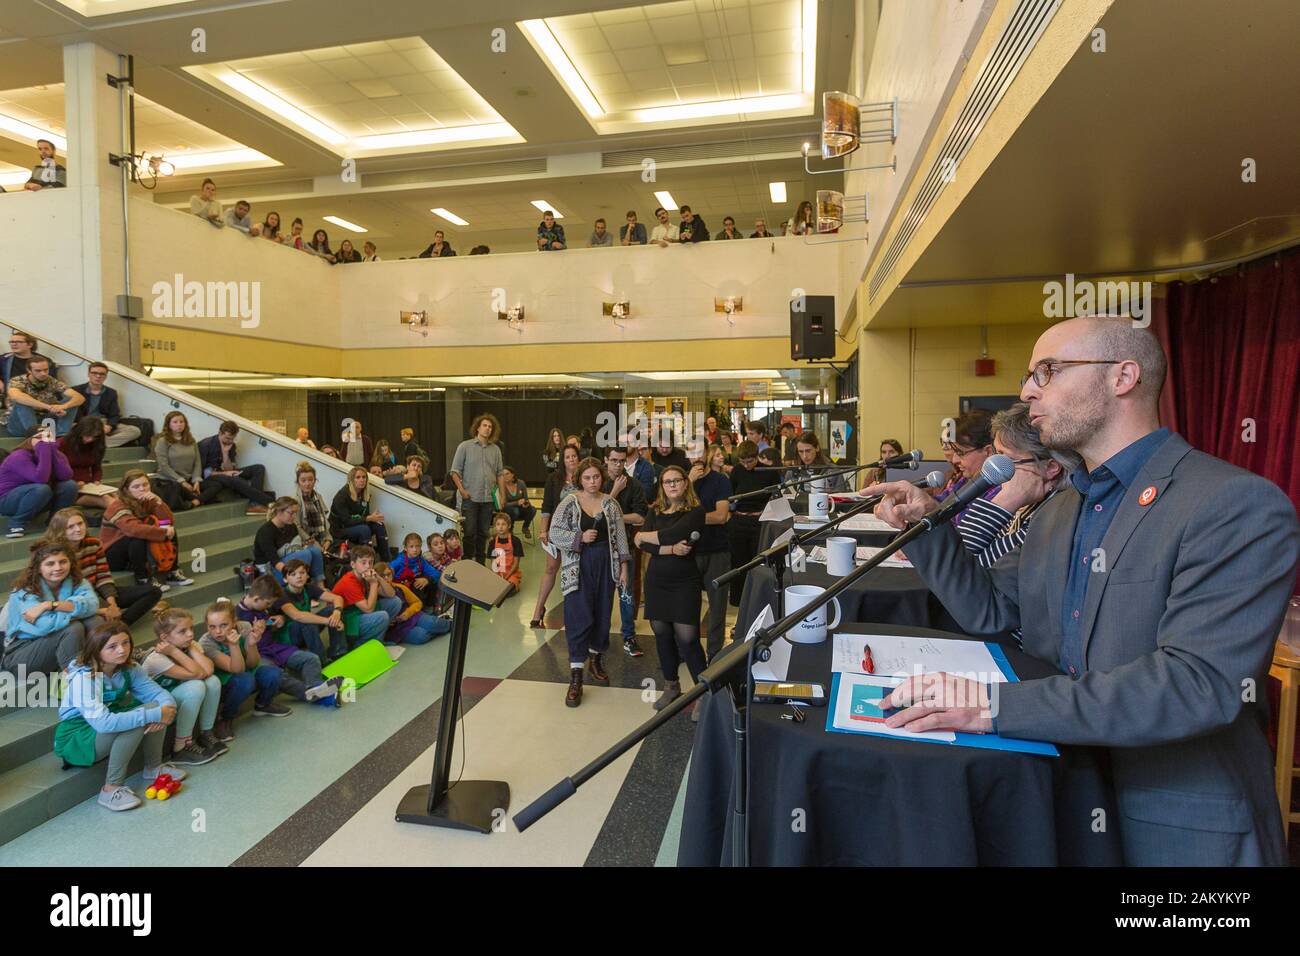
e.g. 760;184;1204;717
565;668;583;707
585;652;610;686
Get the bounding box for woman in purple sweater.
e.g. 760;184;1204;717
0;429;78;538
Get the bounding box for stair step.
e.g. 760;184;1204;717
0;750;148;846
0;706;60;776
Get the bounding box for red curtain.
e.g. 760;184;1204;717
1155;249;1300;530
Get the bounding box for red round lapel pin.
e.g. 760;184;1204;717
1138;485;1158;507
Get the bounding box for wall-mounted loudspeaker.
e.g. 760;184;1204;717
790;295;835;360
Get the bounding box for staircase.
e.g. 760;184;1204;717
0;438;266;847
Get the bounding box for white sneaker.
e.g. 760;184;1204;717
143;763;189;783
98;786;142;811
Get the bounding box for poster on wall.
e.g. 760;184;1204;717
781;413;803;433
830;420;849;461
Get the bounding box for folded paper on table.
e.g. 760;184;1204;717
760;497;795;522
806;545;911;568
837;513;897;533
746;606;793;682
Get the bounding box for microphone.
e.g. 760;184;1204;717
879;449;923;469
689;530;701;543
919;470;945;489
923;454;1015;528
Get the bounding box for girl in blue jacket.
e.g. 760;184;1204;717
1;542;99;675
56;618;187;812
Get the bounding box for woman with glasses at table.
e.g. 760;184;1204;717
933;409;1000;525
956;403;1081;569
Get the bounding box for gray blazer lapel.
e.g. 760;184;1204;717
1079;435;1193;663
1038;485;1080;641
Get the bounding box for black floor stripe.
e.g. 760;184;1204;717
232;687;490;867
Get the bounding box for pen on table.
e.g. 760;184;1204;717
861;643;875;674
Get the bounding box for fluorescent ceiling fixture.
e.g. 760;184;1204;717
0;113;66;152
519;19;603;118
630;369;782;382
148;366;262;380
413;374;599;385
769;182;788;204
634;94;806;124
165;148;275;171
212;70;348;146
530;200;564;219
802;0;818;93
352;123;518;150
431;208;469;226
653;191;678;212
323;215;367;234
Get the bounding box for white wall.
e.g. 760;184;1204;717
0;190;93;352
128;198;343;345
339;237;841;347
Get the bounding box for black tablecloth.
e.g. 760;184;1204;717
679;623;1122;866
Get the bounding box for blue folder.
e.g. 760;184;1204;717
824;642;1059;756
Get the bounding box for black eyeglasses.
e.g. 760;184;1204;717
1021;360;1122;388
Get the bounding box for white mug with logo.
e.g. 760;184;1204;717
784;584;843;644
826;536;856;576
808;492;831;519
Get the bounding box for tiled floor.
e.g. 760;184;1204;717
0;543;720;867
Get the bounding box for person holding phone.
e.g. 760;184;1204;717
100;469;193;590
0;426;78;538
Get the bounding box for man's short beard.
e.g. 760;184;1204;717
1042;390;1110;451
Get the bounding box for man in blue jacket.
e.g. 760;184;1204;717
197;421;275;513
72;362;142;448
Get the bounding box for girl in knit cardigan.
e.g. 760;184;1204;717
547;457;629;708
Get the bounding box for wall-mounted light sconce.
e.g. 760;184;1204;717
816;190;844;233
401;310;429;336
497;304;525;333
714;296;744;326
804;95;898;175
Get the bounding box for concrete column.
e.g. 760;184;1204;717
62;42;133;364
444;387;465;467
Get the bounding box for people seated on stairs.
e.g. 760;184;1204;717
56;619;184;813
140;607;227;768
442;528;463;563
369;438;403;478
274;558;347;664
198;600;290;740
330;546;403;656
253;497;325;586
43;507;162;626
291;462;333;556
197;420;275;514
5;353;84;438
391;532;441;605
2;541;98;676
377;564;450;645
384;456;436;500
235;575;343;705
493;465;535;538
1;333;48;413
0;426;77;538
58;415;113;510
101;469;194;592
422;532;450;614
328;466;390;558
151;411;221;512
71;362;143;448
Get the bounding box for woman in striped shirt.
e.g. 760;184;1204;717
42;507;163;625
957;402;1081;569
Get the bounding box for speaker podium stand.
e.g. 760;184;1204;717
395;559;513;833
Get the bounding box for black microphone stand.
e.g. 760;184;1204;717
514;497;955;860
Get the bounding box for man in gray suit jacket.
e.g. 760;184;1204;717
867;316;1299;866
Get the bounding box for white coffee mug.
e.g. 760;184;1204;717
808;492;831;519
784;584;843;644
826;536;856;576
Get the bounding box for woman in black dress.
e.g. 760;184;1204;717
635;465;706;714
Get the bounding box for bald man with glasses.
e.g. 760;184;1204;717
866;316;1299;866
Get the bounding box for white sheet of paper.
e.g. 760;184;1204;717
760;497;795;522
856;546;913;568
746;606;793;682
831;632;1008;682
838;513;897;533
831;672;956;742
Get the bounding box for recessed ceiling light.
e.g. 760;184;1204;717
769;182;787;204
323;215;367;233
653;191;678;212
431;207;469;226
211;70;348;145
353;123;517;150
0;113;66;151
519;19;603;118
530;200;563;219
167;148;276;171
634;93;806;123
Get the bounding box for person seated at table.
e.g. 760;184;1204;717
726;441;775;607
58;415;112;510
197;420;275;514
936;409;999;525
635;465;706;719
858;438;904;491
784;430;847;493
72;362;143;448
957;403;1080;568
6;354;84;437
329;466;389;557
